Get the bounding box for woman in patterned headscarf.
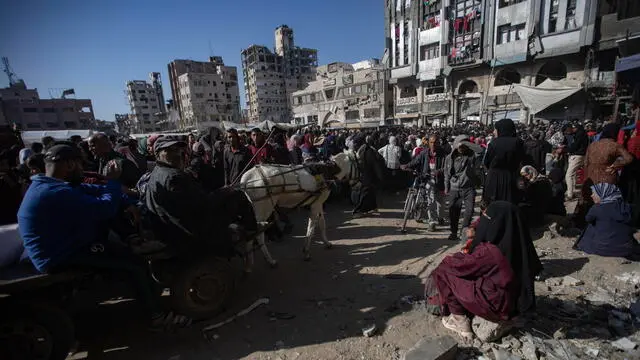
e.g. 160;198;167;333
575;183;639;260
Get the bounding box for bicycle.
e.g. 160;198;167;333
400;174;428;233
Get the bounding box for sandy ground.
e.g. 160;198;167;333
67;193;640;360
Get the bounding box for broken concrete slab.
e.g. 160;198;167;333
402;335;458;360
472;317;513;342
611;337;637;351
521;339;538;360
492;348;522;360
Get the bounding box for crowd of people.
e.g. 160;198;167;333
1;112;640;335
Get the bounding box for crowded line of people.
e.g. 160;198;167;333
1;113;640;336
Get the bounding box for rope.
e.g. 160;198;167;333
230;127;277;186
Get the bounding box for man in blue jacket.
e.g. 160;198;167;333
18;143;189;330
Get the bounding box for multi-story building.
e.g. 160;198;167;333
0;82;95;130
587;1;640;119
126;74;166;133
167;56;240;127
176;71;240;130
291;59;390;128
385;0;450;126
384;0;627;126
115;114;132;135
241;25;318;123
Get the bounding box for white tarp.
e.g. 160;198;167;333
21;129;94;145
513;79;582;114
221;121;314;133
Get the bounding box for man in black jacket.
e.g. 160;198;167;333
564;123;588;200
145;136;258;257
89;133;141;188
223;129;253;186
402;135;446;231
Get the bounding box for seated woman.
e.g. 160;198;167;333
575;183;640;260
425;201;542;338
519;166;554;226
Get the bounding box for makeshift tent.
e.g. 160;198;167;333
21;130;94;145
513;79;582;115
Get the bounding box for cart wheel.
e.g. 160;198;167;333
0;303;75;360
170;257;236;320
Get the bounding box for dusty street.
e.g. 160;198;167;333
68;193;640;360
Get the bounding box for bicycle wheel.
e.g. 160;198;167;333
401;189;416;232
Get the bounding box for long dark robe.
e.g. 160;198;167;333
471;201;542;315
520;178;553;227
353;144;384;213
429;243;516;321
483;137;525;204
524;139;552;173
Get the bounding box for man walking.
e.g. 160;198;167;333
563;123;588;200
402;135;446;230
445;135;480;241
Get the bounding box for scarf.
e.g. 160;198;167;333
520;165;543;181
591;183;623;204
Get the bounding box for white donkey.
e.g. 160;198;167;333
239;152;358;271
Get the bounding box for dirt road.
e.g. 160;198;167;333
68;193;640;360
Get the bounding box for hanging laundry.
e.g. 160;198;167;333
451;48;457;57
453;18;463;32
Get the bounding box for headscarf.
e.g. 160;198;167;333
600;123;620;141
138;137;148;156
591;183;623;204
520;165;541;181
495;119;517;137
471;201;542;315
18;148;33;165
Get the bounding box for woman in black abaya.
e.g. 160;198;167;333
483;119;525;204
352;134;384;216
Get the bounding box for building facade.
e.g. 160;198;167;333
115;114;132;135
0;82;95;130
126;74;166;133
291;59;390;128
241;25;318;123
384;0;637;126
168;56;240;130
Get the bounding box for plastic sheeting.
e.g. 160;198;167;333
21;130;94;145
221;121;314;133
513;79;582;114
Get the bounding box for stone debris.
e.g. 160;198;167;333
561;276;583;286
362;324;377;337
584;347;599;357
611;337;637;351
472;317;513;342
584;287;615;305
402;335;458;360
492;348;522;360
521;339;538;360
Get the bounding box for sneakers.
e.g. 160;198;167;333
149;311;192;332
442;314;474;338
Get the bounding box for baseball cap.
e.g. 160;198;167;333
44;144;82;163
153;136;187;153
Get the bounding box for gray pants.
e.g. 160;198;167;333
448;188;475;235
425;180;443;225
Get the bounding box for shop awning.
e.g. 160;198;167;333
513;79;582;114
395;113;420;119
616;53;640;73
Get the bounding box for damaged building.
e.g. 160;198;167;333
290;59;391;128
384;0;640;125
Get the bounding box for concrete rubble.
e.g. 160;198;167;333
402;336;458;360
